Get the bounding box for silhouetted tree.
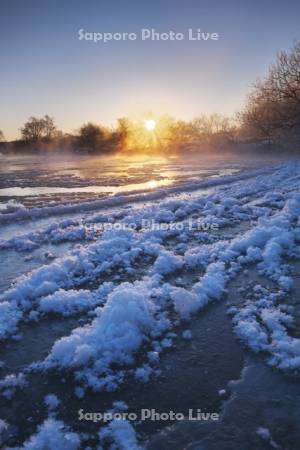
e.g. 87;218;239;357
21;117;44;141
20;115;57;142
191;114;236;146
115;117;130;150
43;115;57;140
239;95;278;145
76;123;108;152
241;41;300;146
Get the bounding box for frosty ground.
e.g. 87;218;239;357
0;155;300;449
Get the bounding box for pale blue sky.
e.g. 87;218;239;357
1;0;300;139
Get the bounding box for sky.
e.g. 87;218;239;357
0;0;300;140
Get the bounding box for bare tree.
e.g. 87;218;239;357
77;123;108;152
0;130;4;142
190;114;236;146
20;115;57;142
115;118;130;150
21;117;45;141
42;115;57;140
239;96;278;145
262;41;300;107
241;41;300;145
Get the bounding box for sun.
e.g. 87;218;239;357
144;119;156;131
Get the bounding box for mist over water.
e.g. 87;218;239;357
0;148;291;203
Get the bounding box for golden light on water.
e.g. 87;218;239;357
121;114;171;152
144;119;156;131
147;179;159;189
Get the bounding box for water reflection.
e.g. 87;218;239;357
0;178;174;197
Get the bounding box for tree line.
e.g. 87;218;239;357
1;40;300;154
0;113;238;154
0;118;127;154
240;40;300;148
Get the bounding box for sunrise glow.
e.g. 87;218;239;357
144;119;156;131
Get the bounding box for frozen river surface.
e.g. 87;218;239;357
0;152;300;449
